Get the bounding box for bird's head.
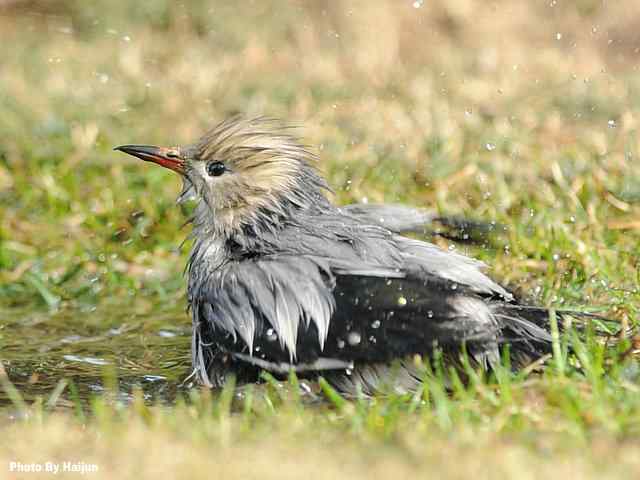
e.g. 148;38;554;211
115;117;330;237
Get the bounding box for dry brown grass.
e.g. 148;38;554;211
2;412;640;480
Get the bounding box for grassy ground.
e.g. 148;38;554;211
1;0;640;478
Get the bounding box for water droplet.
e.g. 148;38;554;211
451;283;458;291
427;310;434;318
552;253;560;261
265;328;277;342
608;119;616;128
371;320;381;329
412;0;423;8
122;35;131;42
397;296;407;306
556;32;562;40
485;143;496;151
368;335;377;344
345;368;353;376
337;339;345;349
347;331;361;346
297;381;312;396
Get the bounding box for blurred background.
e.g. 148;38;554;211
0;0;639;402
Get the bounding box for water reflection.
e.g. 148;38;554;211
0;301;192;409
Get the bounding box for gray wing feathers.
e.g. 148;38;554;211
340;203;436;233
396;237;512;300
278;214;511;299
206;257;335;360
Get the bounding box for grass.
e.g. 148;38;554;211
1;0;640;477
3;356;640;479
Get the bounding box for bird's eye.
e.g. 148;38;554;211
206;161;227;177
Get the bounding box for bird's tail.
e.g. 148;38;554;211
431;215;504;243
490;304;620;369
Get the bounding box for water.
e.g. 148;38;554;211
0;301;192;409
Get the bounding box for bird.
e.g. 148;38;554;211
114;116;582;396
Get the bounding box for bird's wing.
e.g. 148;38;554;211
269;215;511;299
341;203;502;242
192;250;517;374
339;203;436;233
391;236;512;300
192;214;525;374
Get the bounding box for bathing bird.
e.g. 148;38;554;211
115;116;574;395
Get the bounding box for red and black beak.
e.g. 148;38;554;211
114;145;185;174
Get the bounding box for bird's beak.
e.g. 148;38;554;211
114;145;185;174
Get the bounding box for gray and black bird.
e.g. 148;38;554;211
115;117;567;395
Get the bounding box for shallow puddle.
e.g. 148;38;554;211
1;299;193;409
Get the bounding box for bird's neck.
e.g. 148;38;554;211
192;185;333;242
189;190;336;260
